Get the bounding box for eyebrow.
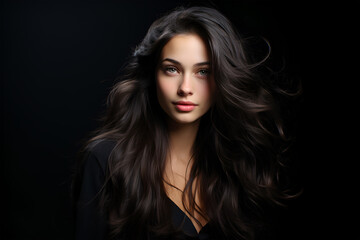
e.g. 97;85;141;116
161;58;210;67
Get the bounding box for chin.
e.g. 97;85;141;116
169;115;201;125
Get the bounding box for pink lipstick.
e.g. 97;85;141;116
173;101;198;112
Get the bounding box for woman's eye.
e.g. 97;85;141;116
165;67;178;74
197;69;210;77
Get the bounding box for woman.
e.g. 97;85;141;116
73;6;299;240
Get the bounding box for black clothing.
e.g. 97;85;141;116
75;140;113;240
74;140;223;240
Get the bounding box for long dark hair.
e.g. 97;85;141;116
74;6;300;240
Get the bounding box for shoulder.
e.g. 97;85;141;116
84;139;117;174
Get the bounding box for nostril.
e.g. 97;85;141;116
178;90;185;96
177;88;193;96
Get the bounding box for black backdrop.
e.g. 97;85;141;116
2;0;335;239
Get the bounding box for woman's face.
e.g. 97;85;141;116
156;34;215;125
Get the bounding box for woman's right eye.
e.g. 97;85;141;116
165;67;178;74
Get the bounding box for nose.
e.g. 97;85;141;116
177;73;193;97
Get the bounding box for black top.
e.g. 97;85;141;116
74;140;224;240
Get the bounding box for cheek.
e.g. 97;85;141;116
197;80;215;104
157;79;173;100
156;72;177;107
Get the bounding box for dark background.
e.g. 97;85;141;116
1;0;341;239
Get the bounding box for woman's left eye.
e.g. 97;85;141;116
197;69;210;76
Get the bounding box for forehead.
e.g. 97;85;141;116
160;34;209;64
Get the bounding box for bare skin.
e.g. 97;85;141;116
157;34;215;233
163;120;208;233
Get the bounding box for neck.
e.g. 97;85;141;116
167;120;200;165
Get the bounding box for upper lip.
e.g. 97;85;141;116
173;101;198;106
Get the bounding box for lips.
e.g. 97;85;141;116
173;101;198;112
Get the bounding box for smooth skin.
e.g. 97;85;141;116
156;34;216;233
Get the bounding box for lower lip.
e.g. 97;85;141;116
175;104;196;112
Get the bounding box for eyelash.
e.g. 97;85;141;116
197;69;209;76
165;67;178;74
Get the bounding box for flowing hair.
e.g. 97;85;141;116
74;6;301;240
